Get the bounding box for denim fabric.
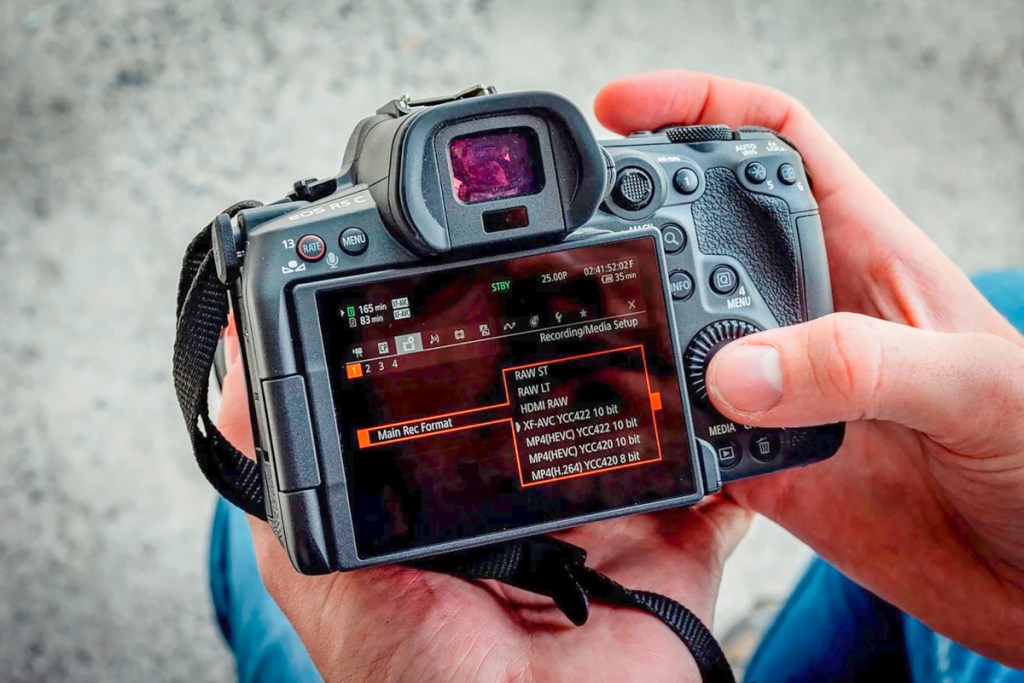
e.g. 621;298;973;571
209;498;321;683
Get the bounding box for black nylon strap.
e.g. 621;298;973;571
173;201;267;519
576;567;734;680
173;206;734;682
414;538;735;683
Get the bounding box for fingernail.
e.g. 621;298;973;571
708;344;783;413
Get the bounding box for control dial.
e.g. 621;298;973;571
658;124;734;143
611;167;655;212
684;320;761;402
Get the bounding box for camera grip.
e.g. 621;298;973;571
691;168;802;327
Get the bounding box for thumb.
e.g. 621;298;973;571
706;312;1024;453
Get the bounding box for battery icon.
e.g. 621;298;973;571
601;274;614;284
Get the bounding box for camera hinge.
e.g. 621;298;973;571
288;176;339;203
376;84;497;117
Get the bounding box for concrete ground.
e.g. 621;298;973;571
1;1;1021;680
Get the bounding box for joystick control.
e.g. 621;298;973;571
611;167;655;211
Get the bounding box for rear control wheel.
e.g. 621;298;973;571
684;320;761;402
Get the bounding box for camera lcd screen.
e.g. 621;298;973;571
449;128;544;204
317;236;696;558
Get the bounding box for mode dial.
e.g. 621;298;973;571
684;320;761;401
611;167;655;212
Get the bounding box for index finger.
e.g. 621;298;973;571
594;70;867;205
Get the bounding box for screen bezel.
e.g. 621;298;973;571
290;229;706;569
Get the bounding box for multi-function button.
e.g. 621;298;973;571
296;234;326;262
709;265;739;296
660;224;686;254
669;270;695;301
744;162;768;185
749;430;781;462
778;163;798;185
673;168;699;195
715;440;741;469
339;227;369;255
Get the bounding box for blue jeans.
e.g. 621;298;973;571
210;269;1024;683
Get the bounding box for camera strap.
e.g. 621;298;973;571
173;203;734;683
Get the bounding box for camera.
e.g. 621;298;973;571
211;85;844;573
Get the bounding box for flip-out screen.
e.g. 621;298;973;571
318;235;696;558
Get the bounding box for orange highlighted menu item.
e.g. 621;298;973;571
355;345;664;487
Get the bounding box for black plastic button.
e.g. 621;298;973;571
661;224;686;254
749;430;781;462
744;162;767;185
673;168;699;195
715;440;741;469
611;168;655;212
709;265;739;295
339;227;369;255
296;234;326;262
669;270;695;301
778;163;797;185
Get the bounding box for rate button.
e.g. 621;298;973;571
296;234;326;262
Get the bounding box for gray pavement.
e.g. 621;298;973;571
1;1;1022;680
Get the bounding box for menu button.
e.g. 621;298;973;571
339;227;369;255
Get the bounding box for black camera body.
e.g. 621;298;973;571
213;87;844;573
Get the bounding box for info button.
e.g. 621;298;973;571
669;270;695;301
339;227;369;255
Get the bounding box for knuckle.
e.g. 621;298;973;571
758;85;809;129
980;336;1024;429
936;333;1024;455
807;313;882;415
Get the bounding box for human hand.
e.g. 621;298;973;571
217;324;751;682
596;70;1024;666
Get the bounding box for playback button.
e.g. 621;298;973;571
715;440;741;469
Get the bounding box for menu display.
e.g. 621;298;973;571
318;236;696;558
